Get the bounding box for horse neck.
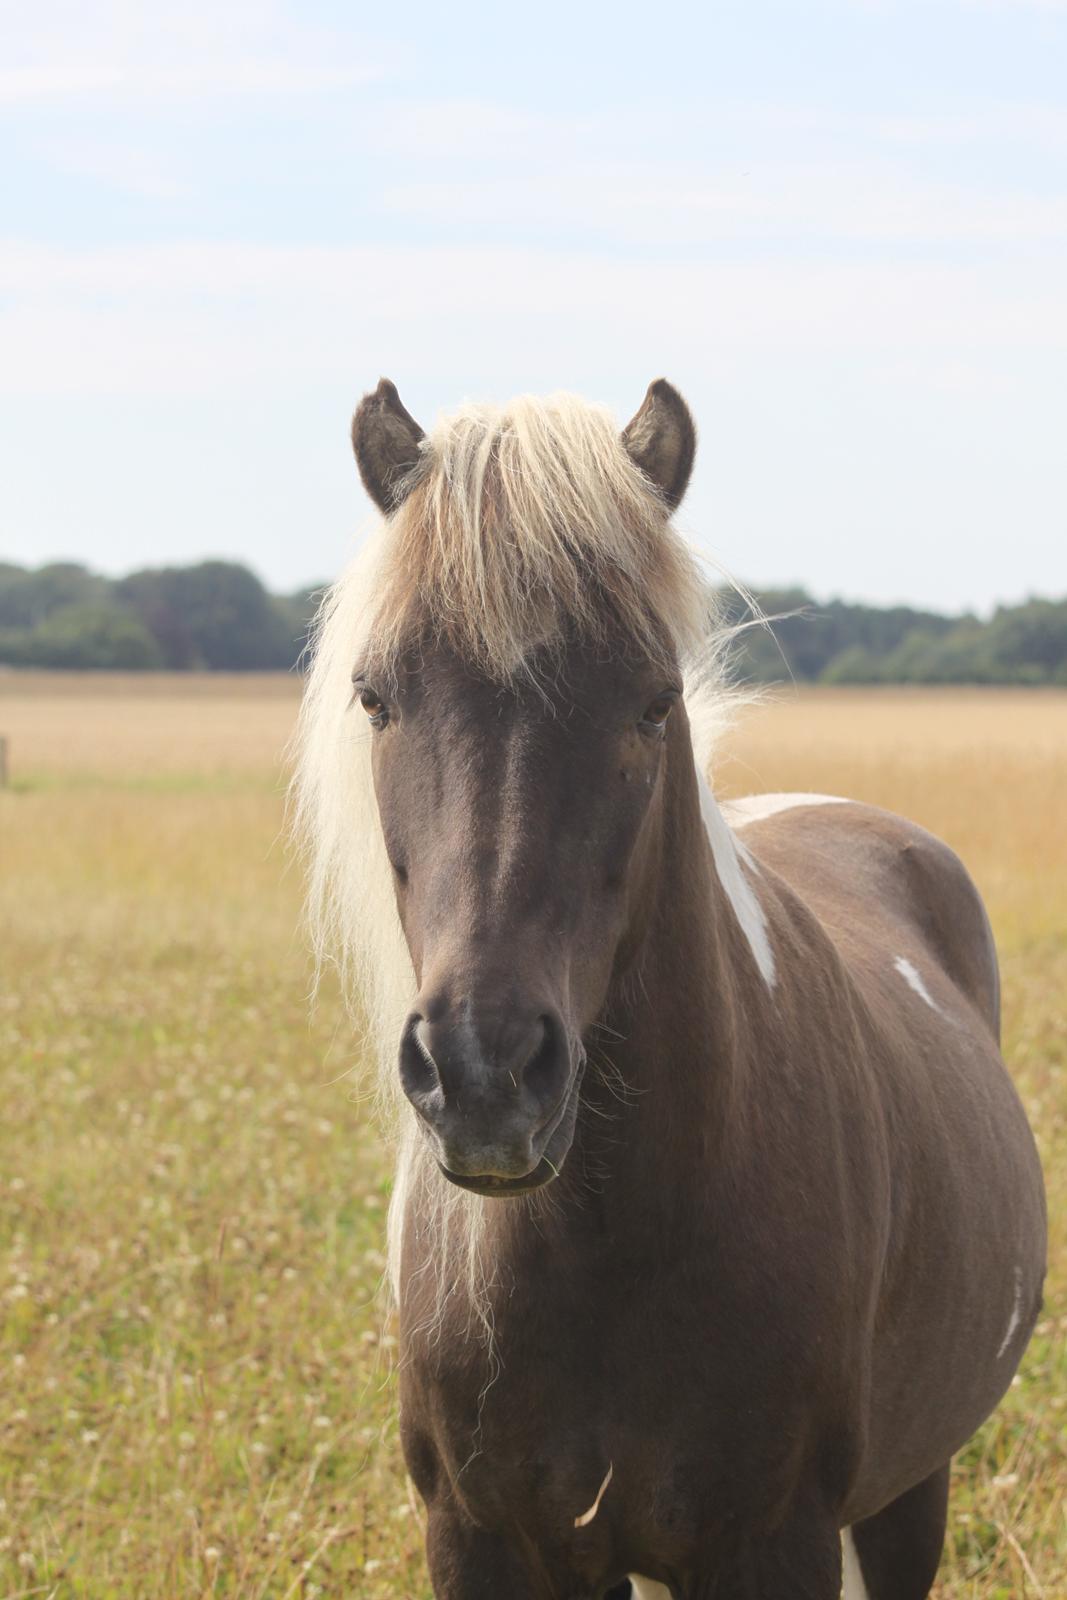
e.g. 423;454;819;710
578;723;755;1205
457;724;761;1302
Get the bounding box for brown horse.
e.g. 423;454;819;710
293;378;1046;1599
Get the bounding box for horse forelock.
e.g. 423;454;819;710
362;392;713;684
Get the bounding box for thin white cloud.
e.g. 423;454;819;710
2;239;1064;399
37;137;188;199
0;2;384;105
383;161;1067;246
877;103;1067;148
0;64;123;102
961;0;1067;9
855;0;1067;9
0;60;382;102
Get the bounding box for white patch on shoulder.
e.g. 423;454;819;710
996;1264;1024;1360
630;1578;673;1600
697;772;776;988
842;1528;870;1599
724;792;850;826
893;955;943;1014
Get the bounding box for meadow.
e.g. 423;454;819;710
1;673;1063;1599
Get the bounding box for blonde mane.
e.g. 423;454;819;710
290;390;735;1327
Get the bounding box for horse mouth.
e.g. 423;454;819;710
437;1155;559;1197
436;1057;584;1199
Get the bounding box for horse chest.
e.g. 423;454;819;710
400;1262;835;1565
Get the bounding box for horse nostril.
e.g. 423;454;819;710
515;1012;571;1117
519;1018;554;1091
399;1017;440;1102
399;1003;573;1139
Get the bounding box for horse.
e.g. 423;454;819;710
293;377;1046;1599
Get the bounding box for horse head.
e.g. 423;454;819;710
348;378;700;1195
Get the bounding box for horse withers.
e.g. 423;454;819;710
293;378;1046;1599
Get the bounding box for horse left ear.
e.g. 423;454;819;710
351;378;426;515
621;378;696;512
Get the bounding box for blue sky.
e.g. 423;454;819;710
3;0;1065;611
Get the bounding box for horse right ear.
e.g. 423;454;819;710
621;378;697;512
351;378;426;514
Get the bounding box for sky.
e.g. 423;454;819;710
2;0;1065;614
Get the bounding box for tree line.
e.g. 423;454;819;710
1;560;1065;684
0;561;320;672
721;587;1067;686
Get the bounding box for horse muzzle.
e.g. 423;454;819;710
398;1000;582;1194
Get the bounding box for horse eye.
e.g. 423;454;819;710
642;696;675;729
359;687;387;722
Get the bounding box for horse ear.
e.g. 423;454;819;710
351;378;426;514
621;379;696;512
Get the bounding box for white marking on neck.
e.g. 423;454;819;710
697;772;776;988
842;1528;870;1599
996;1264;1024;1360
893;955;942;1014
725;792;850;826
630;1579;673;1600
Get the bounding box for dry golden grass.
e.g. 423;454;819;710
0;672;300;785
1;675;1063;1598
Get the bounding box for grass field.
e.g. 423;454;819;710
1;674;1064;1599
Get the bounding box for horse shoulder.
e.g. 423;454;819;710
726;793;1000;1037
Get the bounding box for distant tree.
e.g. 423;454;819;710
821;645;884;684
719;588;813;682
893;624;994;683
724;587;959;685
873;629;954;683
982;599;1067;684
0;562;108;629
273;583;329;668
117;561;297;669
2;603;162;669
0;557;1062;682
